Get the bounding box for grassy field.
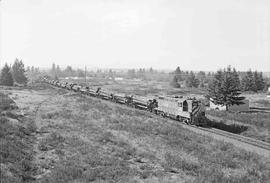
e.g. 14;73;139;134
243;93;270;108
207;110;270;143
32;87;270;182
61;77;270;143
0;92;37;183
0;92;17;111
2;83;270;182
61;77;207;98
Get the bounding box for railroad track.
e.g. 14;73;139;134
47;83;270;152
196;126;270;151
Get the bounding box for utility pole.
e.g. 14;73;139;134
85;65;87;84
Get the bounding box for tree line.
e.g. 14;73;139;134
170;67;212;88
0;59;28;86
170;66;269;92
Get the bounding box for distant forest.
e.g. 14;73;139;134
1;60;269;93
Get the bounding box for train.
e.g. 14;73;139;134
44;78;207;126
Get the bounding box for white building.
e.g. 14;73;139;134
114;77;124;81
209;99;249;112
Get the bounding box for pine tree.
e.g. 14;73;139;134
207;67;245;111
0;63;14;86
185;71;199;88
254;71;265;91
174;66;182;81
232;68;240;87
197;71;206;87
241;70;255;91
56;65;62;77
12;58;28;84
207;70;223;103
170;75;180;88
52;63;56;73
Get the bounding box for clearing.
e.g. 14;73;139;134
1;84;270;182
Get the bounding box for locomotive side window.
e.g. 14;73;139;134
192;101;198;107
183;101;188;111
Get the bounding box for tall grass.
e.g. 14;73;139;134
207;110;270;130
0;116;36;182
36;92;270;182
0;92;17;111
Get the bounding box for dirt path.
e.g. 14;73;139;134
4;87;63;180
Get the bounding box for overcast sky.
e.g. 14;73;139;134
1;0;270;71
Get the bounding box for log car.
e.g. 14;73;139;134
112;93;127;104
95;87;112;100
72;85;81;92
80;86;89;94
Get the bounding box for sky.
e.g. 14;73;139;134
1;0;270;71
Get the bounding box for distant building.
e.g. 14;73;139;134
209;99;249;112
114;77;124;81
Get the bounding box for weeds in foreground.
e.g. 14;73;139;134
207;110;270;130
37;93;270;182
0;116;36;182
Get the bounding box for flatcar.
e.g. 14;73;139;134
72;84;81;92
112;93;127;104
95;87;112;100
80;86;89;94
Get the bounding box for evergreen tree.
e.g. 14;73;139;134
52;63;56;73
254;71;265;91
207;70;223;104
197;71;206;87
207;66;245;111
56;65;62;77
77;69;85;78
0;63;14;86
185;71;199;88
241;70;255;91
12;58;27;84
232;68;240;86
64;66;74;77
170;75;180;88
127;69;136;79
174;66;182;81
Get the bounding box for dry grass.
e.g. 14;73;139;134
0;93;36;182
33;90;270;183
207;110;270;143
254;99;270;108
0;92;18;112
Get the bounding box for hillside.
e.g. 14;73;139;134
1;84;269;182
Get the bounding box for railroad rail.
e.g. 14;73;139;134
45;81;270;153
196;126;270;151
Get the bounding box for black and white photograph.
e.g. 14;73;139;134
1;0;270;182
